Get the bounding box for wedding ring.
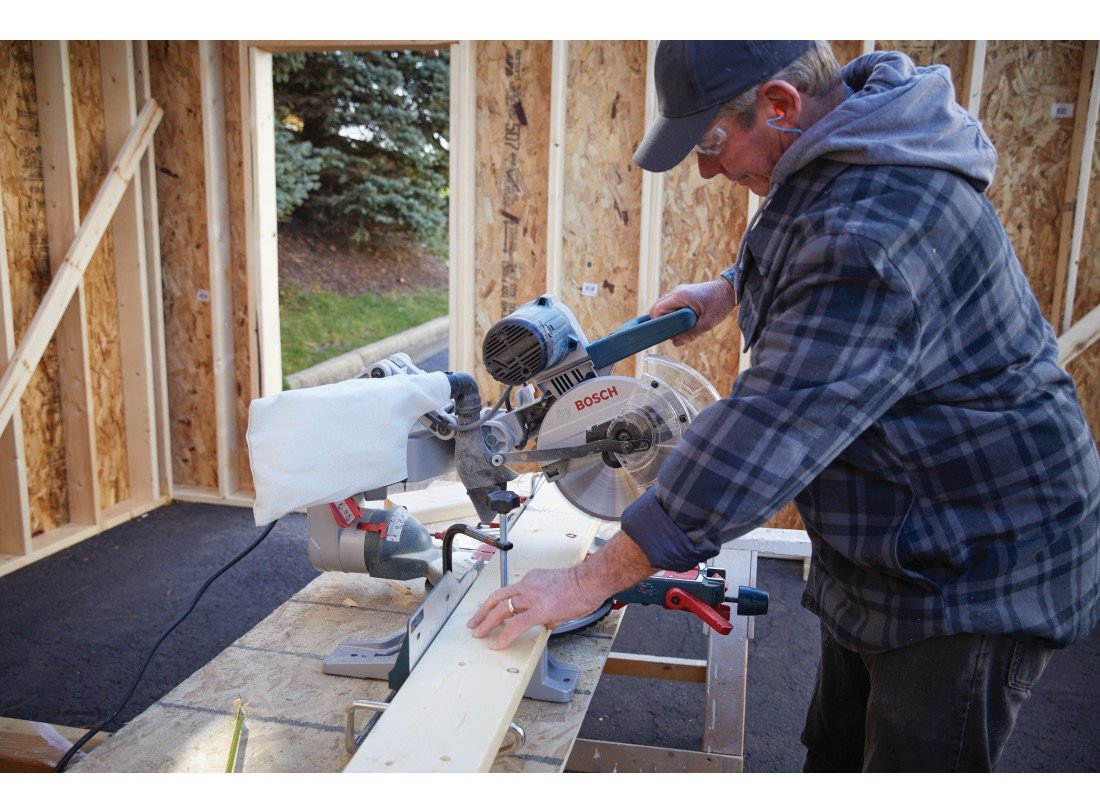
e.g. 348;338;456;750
507;597;517;615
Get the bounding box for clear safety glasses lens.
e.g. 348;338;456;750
693;124;728;157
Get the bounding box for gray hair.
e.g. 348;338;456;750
714;41;842;129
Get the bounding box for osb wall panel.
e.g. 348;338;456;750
1071;111;1100;322
473;41;553;397
559;41;646;373
149;41;218;489
223;42;253;492
1068;105;1100;440
0;41;69;534
875;41;969;99
829;41;865;67
69;40;130;509
657;163;748;394
983;41;1085;323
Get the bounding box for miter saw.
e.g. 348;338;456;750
307;294;720;579
307;295;767;706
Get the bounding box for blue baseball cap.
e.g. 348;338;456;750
633;40;815;172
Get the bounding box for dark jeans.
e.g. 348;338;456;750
801;624;1054;772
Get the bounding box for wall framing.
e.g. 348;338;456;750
3;39;1100;573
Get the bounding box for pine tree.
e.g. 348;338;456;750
273;49;450;251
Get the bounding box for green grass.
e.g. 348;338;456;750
280;286;448;378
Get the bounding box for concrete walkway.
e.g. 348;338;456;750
285;316;449;389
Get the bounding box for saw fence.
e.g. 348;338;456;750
2;40;1099;576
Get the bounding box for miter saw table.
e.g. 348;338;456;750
74;294;792;771
70;479;803;773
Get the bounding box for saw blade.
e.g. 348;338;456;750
536;358;718;520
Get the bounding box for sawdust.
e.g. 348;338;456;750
278;220;449;296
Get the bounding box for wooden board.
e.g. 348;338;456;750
33;40;100;527
148;41;219;490
558;41;647;374
0;716;108;772
473;41;553;397
983;41;1085;324
222;41;253;493
0;41;70;535
100;40;158;504
1068;79;1100;440
69;40;130;510
0;154;32;553
347;484;609;771
384;481;476;524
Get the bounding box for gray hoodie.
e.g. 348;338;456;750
774;51;998;193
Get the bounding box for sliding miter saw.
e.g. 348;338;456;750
308;296;767;709
304;295;719;595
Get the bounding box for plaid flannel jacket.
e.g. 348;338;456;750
622;158;1100;652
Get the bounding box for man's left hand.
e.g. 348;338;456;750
468;532;657;649
467;565;607;649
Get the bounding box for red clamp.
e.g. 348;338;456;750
664;587;733;635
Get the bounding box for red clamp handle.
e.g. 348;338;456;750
664;587;733;635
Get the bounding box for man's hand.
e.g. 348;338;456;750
467;565;606;650
467;532;656;650
649;278;736;346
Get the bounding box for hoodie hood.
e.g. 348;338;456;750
772;51;997;192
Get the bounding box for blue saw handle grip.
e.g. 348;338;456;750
587;307;698;370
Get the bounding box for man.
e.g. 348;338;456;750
468;41;1100;771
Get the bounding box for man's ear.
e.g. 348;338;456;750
759;80;802;123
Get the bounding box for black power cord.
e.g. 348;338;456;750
54;517;282;772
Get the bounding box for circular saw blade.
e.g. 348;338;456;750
538;360;719;520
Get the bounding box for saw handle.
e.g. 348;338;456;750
586;307;698;370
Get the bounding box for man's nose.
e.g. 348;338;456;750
696;151;722;180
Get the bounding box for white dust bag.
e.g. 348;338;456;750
247;372;452;525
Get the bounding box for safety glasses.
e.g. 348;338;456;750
693;122;729;157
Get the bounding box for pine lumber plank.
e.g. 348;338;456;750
0;96;162;447
1052;42;1099;333
447;41;477;375
1059;43;1100;333
244;46;282;398
133;40;173;498
544;40;568;297
100;40;158;504
345;483;606;772
603;652;708;683
726;527;812;558
1059;301;1100;367
702;547;753;764
567;739;741;772
199;40;238;499
0;172;32;553
31;40;99;526
0;717;109;772
383;481;476;524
